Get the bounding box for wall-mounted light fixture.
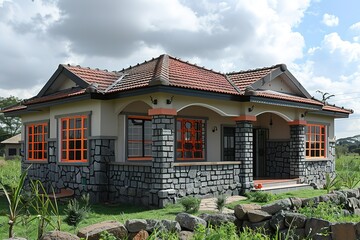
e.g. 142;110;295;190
301;111;308;118
150;96;157;105
166;96;174;104
212;126;218;132
248;105;254;112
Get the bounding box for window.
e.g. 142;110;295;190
306;124;326;158
61;115;88;162
8;148;17;156
27;122;48;161
127;116;152;160
176;118;205;160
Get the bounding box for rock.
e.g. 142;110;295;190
354;222;360;239
269;210;286;231
128;230;149;240
326;193;340;205
261;199;291;215
342;189;359;198
41;231;79;240
301;196;319;207
279;228;305;240
125;219;147;233
345;197;360;212
247;210;272;223
160;219;181;233
199;213;236;227
242;220;272;235
145;219;160;233
77;220;127;240
289;197;302;210
179;231;194;240
331;222;356;240
333;191;347;204
305;217;331;240
284;212;306;229
234;203;261;220
175;213;207;231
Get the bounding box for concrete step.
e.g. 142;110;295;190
253;183;313;194
255;179;300;188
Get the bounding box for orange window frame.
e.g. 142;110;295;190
127;116;152;161
176;118;205;161
306;124;326;158
27;122;48;161
61;115;88;162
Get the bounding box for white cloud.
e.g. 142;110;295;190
323;32;360;63
350;22;360;31
307;47;320;55
322;13;339;27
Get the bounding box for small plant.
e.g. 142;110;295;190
99;231;117;240
340;172;360;189
64;193;91;230
299;201;343;222
323;173;339;193
216;195;227;213
0;169;27;238
245;191;274;203
179;196;201;213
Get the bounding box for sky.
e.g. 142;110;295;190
0;0;360;139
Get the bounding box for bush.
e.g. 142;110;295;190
245;191;274;203
216;195;227;213
179;196;201;213
64;194;91;229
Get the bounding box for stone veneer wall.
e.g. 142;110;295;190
173;163;242;197
23;138;115;203
265;140;290;178
108;163;152;206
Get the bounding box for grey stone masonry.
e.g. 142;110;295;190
266;141;291;178
149;115;176;208
235;121;254;191
22;138;115;203
289;125;306;181
174;163;242;197
108;163;152;206
305;160;335;187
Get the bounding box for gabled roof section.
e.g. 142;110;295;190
1;134;21;144
2;54;352;117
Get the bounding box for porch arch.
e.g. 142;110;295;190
255;110;293;122
115;99;152;115
177;103;233;117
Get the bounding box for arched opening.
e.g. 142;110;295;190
253;112;291;179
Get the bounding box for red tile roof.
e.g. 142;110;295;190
1;54;353;116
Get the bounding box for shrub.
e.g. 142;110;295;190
216;195;227;213
179;196;201;213
99;231;117;240
323;173;339;193
64;194;91;229
340;172;360;189
245;191;274;203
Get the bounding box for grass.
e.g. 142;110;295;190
0;157;21;189
226;189;327;209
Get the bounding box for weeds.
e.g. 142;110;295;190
216;195;227;213
323;173;339;193
179;196;200;213
64;193;91;231
245;191;274;203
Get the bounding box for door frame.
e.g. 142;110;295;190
253;128;269;178
221;124;236;161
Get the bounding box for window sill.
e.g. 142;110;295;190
58;161;90;166
110;162;152;166
174;161;242;167
305;158;332;162
24;160;48;164
128;157;152;161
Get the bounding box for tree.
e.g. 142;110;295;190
0;96;22;138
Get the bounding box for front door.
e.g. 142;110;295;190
253;128;268;178
222;126;235;161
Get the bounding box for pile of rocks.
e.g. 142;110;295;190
36;189;360;240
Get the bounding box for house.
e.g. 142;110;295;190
2;54;352;207
1;134;21;160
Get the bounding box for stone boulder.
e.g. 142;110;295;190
301;196;319;207
242;220;272;235
342;189;359;198
41;231;79;240
279;228;305;240
145;219;160;233
247;210;272;223
284;212;306;229
199;213;236;227
345;197;360;212
261;199;291;215
354;222;360;239
179;231;194;240
234;203;261;220
175;213;207;231
160;219;181;233
289;197;302;210
77;220;127;240
333;191;347;204
128;230;149;240
269;210;286;231
331;223;356;240
305;217;331;240
125;219;147;233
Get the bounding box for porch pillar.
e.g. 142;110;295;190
289;121;306;181
234;115;256;192
148;108;177;208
